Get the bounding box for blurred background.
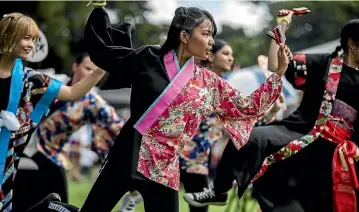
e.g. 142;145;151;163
2;0;356;113
3;1;359;211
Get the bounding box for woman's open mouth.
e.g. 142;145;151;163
24;49;32;54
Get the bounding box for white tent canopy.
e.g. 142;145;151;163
300;38;339;54
227;38;340;94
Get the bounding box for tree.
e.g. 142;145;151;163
111;1;167;47
36;1;166;74
37;1;93;74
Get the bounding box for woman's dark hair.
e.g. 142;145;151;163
75;52;89;65
332;19;359;57
212;39;228;54
159;7;217;56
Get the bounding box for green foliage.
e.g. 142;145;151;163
67;169;258;212
36;1;167;73
37;1;93;74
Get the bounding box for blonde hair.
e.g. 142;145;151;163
0;12;40;55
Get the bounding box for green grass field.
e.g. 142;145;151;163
67;171;259;212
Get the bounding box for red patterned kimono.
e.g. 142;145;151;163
80;7;282;211
134;50;283;190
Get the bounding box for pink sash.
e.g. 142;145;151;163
134;50;194;135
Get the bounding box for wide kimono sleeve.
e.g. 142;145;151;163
27;69;63;125
84;8;138;89
212;73;283;150
111;19;135;48
285;53;329;90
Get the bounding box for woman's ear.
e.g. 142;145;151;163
180;30;188;45
348;38;357;52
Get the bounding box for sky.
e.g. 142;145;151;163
144;0;275;36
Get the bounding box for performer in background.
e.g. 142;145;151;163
13;53;142;212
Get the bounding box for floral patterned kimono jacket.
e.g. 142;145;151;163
85;8;283;191
0;59;62;211
34;88;125;167
251;53;359;212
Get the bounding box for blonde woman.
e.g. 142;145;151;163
0;12;105;211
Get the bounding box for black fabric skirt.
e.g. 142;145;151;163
214;124;306;197
252;136;359;212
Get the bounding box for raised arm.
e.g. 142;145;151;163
111;18;135;48
267;10;292;72
56;68;105;101
26;67;104;124
267;9;310;91
84;6;138;88
212;46;288;150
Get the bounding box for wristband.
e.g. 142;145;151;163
87;1;106;7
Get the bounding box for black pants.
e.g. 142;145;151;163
79;157;179;212
181;171;209;212
13;152;68;212
213;125;305;197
